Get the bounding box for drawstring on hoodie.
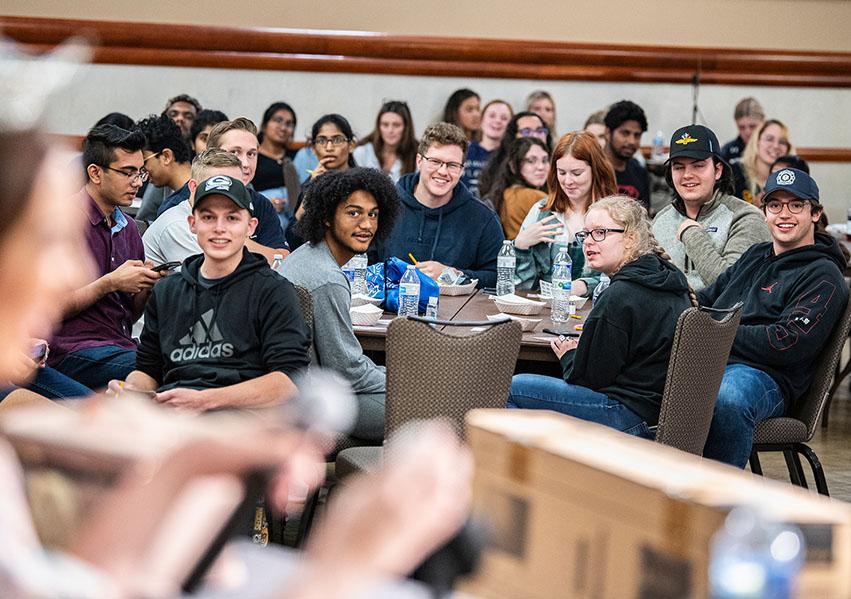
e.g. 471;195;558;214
429;208;444;261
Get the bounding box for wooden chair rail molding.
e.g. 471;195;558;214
3;16;851;87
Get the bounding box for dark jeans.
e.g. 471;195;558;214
507;373;653;438
54;345;137;391
28;366;93;399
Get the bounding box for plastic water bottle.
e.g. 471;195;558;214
496;240;516;296
425;295;439;319
341;257;355;283
350;253;368;295
271;253;285;276
592;273;610;308
709;506;805;599
652;130;665;161
551;246;572;323
398;265;420;317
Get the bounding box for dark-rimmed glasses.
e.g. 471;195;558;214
104;166;148;183
764;199;810;214
313;135;349;147
575;228;625;243
419;154;463;174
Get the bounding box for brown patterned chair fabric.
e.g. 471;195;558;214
335;317;522;478
292;285;317;365
750;294;851;495
654;303;743;455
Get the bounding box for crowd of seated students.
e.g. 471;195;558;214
4;81;848;478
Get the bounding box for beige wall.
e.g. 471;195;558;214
5;0;851;51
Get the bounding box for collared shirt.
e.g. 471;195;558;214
48;189;145;366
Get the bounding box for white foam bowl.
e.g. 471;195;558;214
439;279;478;296
351;294;382;307
486;313;542;332
570;295;588;310
350;303;384;326
494;295;546;316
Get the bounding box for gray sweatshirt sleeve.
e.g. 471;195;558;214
312;281;386;395
680;210;771;286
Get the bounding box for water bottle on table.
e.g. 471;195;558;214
350;253;368;295
271;254;285;276
497;240;516;296
398;264;421;317
425;295;439;319
592;273;610;308
551;246;572;324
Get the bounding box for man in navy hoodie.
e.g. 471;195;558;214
113;175;310;410
372;122;503;288
699;168;848;467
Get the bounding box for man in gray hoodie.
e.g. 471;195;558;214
652;124;770;291
280;168;400;441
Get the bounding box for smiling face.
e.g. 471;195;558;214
519;144;549;188
189;195;258;270
581;207;629;275
379;112;405;148
764;189;820;254
480;103;511;142
325;190;379;264
556;153;592;206
415;142;464;205
0;149;93;377
217;129;259;185
756;123;790;168
314;122;355;171
671;156;722;206
263;108;296;146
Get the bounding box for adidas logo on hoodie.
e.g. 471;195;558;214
170;309;234;362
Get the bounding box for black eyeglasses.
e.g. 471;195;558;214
419;154;464;174
575;228;625;243
103;166;148;183
764;199;810;214
313;135;350;147
518;127;549;138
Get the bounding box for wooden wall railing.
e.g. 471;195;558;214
3;16;851;87
8;16;851;163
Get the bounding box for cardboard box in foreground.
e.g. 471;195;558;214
459;409;851;598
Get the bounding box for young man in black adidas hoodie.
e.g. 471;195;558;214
699;168;848;467
114;175;310;410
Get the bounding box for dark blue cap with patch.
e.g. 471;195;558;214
763;168;820;204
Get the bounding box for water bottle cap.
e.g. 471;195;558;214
273;254;283;260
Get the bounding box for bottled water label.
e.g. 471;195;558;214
498;256;516;268
400;283;419;296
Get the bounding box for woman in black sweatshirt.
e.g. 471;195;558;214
507;195;696;436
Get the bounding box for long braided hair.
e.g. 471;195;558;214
590;196;699;307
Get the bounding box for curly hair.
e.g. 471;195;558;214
136;114;192;164
604;100;647;133
297;167;400;246
417;122;468;157
590;195;698;306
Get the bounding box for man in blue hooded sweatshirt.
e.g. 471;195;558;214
372;122;504;288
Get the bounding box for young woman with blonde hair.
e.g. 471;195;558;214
508;195;696;435
514;131;616;295
733;118;793;204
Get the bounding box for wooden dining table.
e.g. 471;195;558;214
354;290;592;371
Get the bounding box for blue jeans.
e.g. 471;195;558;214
54;345;137;391
703;363;785;468
507;374;653;438
28;366;93;400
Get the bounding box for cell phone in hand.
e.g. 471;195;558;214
542;328;581;337
152;261;181;273
31;342;48;362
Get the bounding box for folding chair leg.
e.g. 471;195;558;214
796;444;830;497
783;450;808;489
749;452;763;476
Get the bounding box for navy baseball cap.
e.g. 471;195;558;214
763;168;820;204
194;175;254;215
667;125;724;163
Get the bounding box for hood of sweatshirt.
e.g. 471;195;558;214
612;253;691;296
180;248;269;290
754;232;848;273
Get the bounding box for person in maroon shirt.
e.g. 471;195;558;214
48;125;165;389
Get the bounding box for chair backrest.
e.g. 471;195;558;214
385;317;522;439
293;285;319;365
655;303;743;455
791;293;851;439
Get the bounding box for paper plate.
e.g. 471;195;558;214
439;279;478;296
350;303;384;326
